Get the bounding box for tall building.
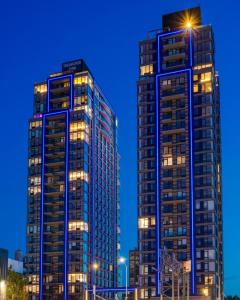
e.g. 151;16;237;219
137;7;223;300
129;249;139;289
26;59;120;299
0;248;8;281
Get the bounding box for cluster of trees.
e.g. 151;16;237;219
225;297;240;300
6;269;27;300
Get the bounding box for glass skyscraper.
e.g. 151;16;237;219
26;59;120;299
137;7;223;300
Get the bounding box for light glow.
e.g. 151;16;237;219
186;21;192;28
92;263;99;270
118;257;126;264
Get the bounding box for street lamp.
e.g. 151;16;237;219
118;257;128;300
0;280;6;300
92;263;99;300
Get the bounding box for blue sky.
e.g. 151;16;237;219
0;0;239;295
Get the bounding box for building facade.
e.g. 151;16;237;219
129;249;139;289
137;7;223;300
26;59;120;299
0;248;8;281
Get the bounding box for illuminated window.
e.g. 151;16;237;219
193;74;198;81
162;155;173;166
68;221;88;232
70;121;88;131
34;84;47;94
63;82;70;88
74;76;88;85
205;275;214;285
74;105;92;118
201;288;209;296
177;156;185;165
28;186;41;195
68;273;87;283
193;63;213;70
29;157;41;166
29;176;41;186
202;82;212;93
162;79;171;86
69;171;88;182
29;120;42;129
194;84;199;93
69;121;89;143
75;95;88;106
138;217;155;229
28;275;39;284
140;64;153;76
26;285;39;293
201;72;212;82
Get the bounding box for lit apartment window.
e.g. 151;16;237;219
205;275;214;285
69;170;88;182
70;121;89;132
74;95;88;106
140;64;153;76
70;121;89;142
70;131;89;143
201;288;209;296
193;74;198;81
162;79;171;86
29;157;41;166
68;221;88;232
177;155;186;165
193;63;213;70
28;275;39;284
74;76;88;85
29;176;41;186
201;72;212;82
29;120;42;129
68;273;87;283
138;217;155;229
202;82;212;93
28;186;41;195
26;285;39;293
194;84;199;93
34;84;47;94
162;155;173;166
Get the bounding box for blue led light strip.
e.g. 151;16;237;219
87;287;135;293
91;80;96;285
157;29;185;73
156;29;196;295
40;111;69;299
40;74;73;299
64;111;69;300
39;115;45;299
47;74;73;112
155;73;160;295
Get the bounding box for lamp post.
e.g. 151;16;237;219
0;280;6;300
119;257;128;300
92;263;99;300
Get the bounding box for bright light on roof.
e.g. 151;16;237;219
186;21;192;28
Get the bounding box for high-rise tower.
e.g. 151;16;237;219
137;7;223;300
26;59;120;299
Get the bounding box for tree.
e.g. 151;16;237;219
6;269;28;300
224;296;240;300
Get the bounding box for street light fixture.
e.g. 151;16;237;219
0;280;6;300
92;263;99;300
118;257;128;300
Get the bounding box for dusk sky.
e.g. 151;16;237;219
0;0;239;295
